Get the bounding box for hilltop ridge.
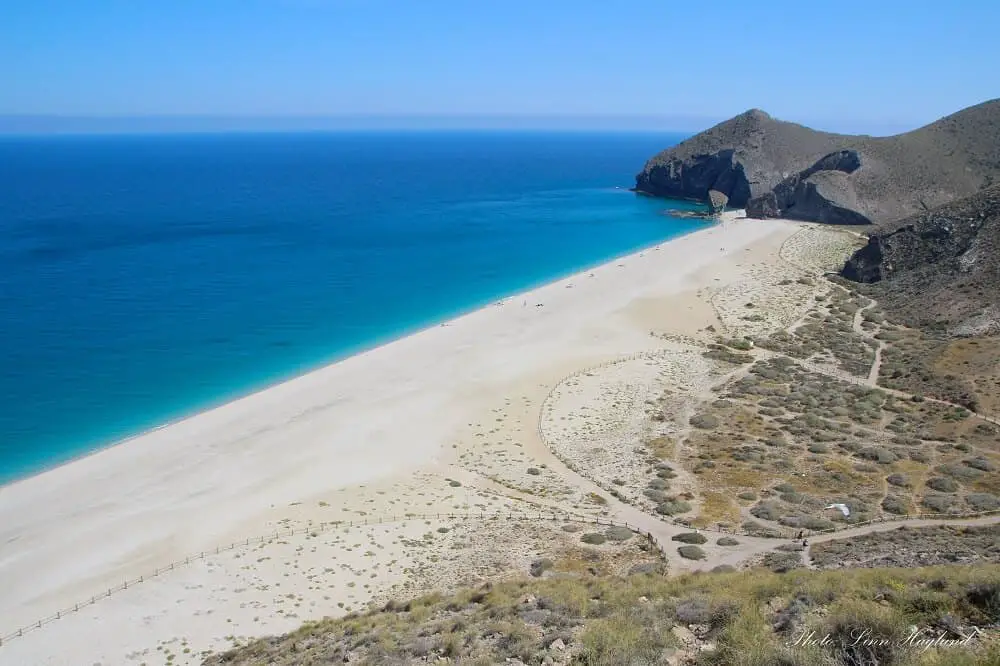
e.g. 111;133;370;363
635;99;1000;225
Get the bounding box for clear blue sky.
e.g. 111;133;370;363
2;0;998;133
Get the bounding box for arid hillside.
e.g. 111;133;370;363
635;99;1000;225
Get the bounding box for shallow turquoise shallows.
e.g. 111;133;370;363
0;131;703;483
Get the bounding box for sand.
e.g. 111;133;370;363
0;212;812;665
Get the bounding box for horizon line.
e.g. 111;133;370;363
0;113;918;137
0;113;720;135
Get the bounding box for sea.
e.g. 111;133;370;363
0;131;702;484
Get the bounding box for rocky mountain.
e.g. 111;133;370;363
842;183;1000;335
635;99;1000;225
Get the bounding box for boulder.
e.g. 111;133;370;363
707;189;729;214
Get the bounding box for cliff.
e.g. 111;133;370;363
636;99;1000;226
842;183;1000;335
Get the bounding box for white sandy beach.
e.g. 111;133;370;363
0;213;818;665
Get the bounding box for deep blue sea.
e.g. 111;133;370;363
0;131;699;484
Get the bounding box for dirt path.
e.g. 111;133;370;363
802;515;1000;568
808;514;1000;545
519;342;998;573
460;258;994;576
521;284;997;573
473;463;780;572
511;399;783;571
852;298;886;386
754;342;999;427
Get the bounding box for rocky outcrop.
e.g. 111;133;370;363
746;150;871;225
840;235;885;283
841;183;1000;334
707;189;729;215
636;148;752;207
634;109;841;209
636;99;1000;226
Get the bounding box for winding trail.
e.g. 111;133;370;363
524;344;1000;573
511;225;1000;575
802;515;1000;568
853;299;886;386
807;514;1000;545
526;264;1000;574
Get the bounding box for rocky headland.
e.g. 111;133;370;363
842;183;1000;335
635;99;1000;225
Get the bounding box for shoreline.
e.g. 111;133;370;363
0;216;713;491
0;210;803;663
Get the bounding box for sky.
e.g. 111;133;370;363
2;0;998;134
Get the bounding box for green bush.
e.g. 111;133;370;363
643;489;668;503
690;413;720;430
886;473;911;488
966;582;1000;622
966;493;1000;512
604;526;634;542
656;500;692;516
921;494;955;513
881;496;909;515
530;558;553;577
926;476;959;493
672;532;707;545
965;457;996;472
750;502;782;521
677;545;705;560
726;338;753;351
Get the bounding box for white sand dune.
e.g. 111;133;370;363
0;212;801;665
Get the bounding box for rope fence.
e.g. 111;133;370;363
0;509;664;648
6;288;998;648
3;473;995;648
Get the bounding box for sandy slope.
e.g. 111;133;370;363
0;212;801;665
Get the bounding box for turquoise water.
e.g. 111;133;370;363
0;131;700;483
